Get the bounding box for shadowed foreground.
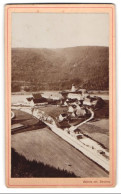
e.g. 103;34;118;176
11;148;76;177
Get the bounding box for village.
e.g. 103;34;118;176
7;6;115;182
11;84;106;144
11;84;109;172
25;84;105;124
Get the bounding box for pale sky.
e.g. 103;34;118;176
12;13;109;48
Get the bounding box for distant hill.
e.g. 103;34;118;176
11;46;109;92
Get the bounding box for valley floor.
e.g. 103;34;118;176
11;91;109;177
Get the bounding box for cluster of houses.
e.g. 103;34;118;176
58;85;104;123
26;84;104;123
33;109;55;125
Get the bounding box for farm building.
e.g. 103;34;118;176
32;93;48;104
68;104;87;118
68;105;76;113
76;106;87;117
74;128;81;134
83;97;92;106
59;113;67;122
26;96;34;106
67;93;84;101
71;84;77;92
83;96;104;108
41;92;63;100
61;85;87;100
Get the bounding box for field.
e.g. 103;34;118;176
12;127;108;177
38;105;68;119
78;100;109;149
11;109;46;134
78;119;109;149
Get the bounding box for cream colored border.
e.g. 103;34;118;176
5;4;116;188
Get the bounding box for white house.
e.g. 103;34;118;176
71;84;77;92
76;106;87;117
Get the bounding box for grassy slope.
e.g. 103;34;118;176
79;120;109;150
12;46;109;91
12;128;108;177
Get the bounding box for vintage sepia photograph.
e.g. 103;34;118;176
5;4;116;187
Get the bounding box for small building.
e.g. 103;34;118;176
26;97;34;106
61;91;68;99
47;116;53;124
76;106;87;117
59;113;67;122
32;93;48;104
74;128;81;134
68;105;75;113
72;112;76;117
26;96;33;102
59;120;70;128
64;101;68;106
66;98;78;105
71;84;77;92
30;99;34;107
83;96;104;108
76;134;83;140
83;97;92;106
68;105;77;118
42;92;63;100
67;93;83;101
97;150;105;155
68;104;87;118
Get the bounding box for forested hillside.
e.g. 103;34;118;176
12;46;109;92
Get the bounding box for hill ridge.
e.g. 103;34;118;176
12;46;109;92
